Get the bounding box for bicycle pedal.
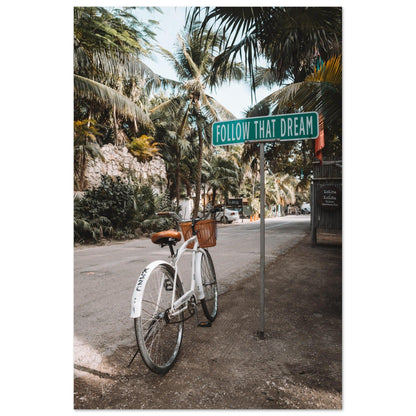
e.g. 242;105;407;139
164;278;173;291
198;321;212;328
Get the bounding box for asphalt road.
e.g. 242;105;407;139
74;215;310;375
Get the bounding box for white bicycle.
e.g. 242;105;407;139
129;211;218;374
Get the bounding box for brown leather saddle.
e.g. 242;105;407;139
151;229;182;246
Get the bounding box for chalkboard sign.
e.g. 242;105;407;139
227;198;243;208
318;186;342;210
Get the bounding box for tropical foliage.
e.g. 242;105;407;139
74;119;105;191
265;173;296;207
127;134;161;162
202;152;240;208
73;7;158;129
73;7;342;243
187;7;341;86
150;25;244;216
187;6;342;166
151;93;198;206
257;55;342;139
74;175;176;242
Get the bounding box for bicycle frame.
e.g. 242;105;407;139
130;232;206;319
169;235;206;317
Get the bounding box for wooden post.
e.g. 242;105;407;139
311;183;317;246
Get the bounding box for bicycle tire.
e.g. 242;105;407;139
200;249;218;321
134;263;184;374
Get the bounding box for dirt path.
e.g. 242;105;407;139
74;231;342;409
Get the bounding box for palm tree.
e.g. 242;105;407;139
152;105;198;209
74;119;105;190
74;75;151;131
187;7;342;88
265;173;297;215
187;7;342;165
257;55;342;139
150;25;244;216
74;7;162;138
203;153;239;210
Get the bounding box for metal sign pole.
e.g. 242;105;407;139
212;113;319;340
259;143;266;339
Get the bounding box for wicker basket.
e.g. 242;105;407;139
180;219;217;249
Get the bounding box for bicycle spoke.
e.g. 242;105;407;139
200;250;218;321
134;263;184;373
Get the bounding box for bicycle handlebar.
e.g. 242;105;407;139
156;209;214;224
157;211;182;223
156;211;175;216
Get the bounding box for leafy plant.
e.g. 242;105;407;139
74;175;176;243
127;134;161;162
74;119;105;190
74;175;138;242
135;185;178;233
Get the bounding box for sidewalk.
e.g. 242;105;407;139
74;230;342;409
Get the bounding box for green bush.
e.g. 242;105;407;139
135;186;178;234
74;175;177;243
74;216;113;242
135;184;156;221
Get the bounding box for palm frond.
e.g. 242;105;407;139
187;7;341;88
252;55;342;136
144;74;181;95
209;61;246;88
150;96;186;120
74;74;151;125
305;55;342;85
253;66;278;89
157;45;190;81
204;95;236;121
74;45;159;81
211;32;259;86
177;34;202;79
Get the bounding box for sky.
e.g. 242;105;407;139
137;6;275;118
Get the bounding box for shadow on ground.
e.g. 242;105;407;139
74;231;342;409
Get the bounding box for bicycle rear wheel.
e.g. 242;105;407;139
134;263;184;374
200;249;218;321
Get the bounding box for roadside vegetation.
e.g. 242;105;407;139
74;6;342;243
74;175;176;243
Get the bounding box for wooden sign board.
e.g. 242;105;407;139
318;185;342;210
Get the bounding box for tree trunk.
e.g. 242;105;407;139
212;187;217;207
193;123;204;217
175;157;181;211
183;178;192;198
79;151;86;190
113;104;119;147
202;184;206;215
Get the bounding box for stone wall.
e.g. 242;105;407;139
84;144;166;189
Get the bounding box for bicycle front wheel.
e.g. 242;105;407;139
200;249;218;321
134;263;184;374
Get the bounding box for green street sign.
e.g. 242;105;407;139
212;112;319;146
